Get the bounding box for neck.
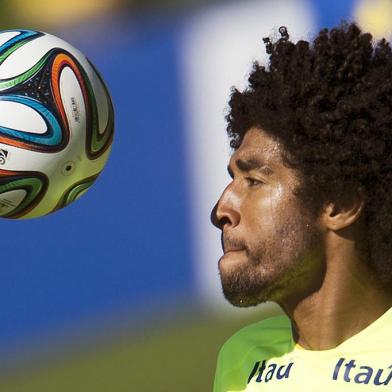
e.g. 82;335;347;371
279;232;392;351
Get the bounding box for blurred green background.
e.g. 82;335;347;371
0;309;281;391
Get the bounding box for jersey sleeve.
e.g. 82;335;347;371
213;315;293;392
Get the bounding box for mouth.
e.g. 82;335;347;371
219;247;247;268
224;248;245;254
222;234;246;255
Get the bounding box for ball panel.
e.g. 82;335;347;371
0;51;51;92
53;173;99;212
0;31;44;80
85;60;109;136
0;95;63;151
81;66;114;160
0;169;48;219
0;189;26;215
60;66;87;137
0;33;70;80
0;99;47;134
51;52;88;144
0;31;21;48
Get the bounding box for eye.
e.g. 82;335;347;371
245;177;264;187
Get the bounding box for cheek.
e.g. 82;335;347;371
244;185;287;230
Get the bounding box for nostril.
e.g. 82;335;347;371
219;216;231;229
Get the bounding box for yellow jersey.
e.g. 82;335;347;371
214;307;392;391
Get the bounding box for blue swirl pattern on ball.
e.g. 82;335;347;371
0;95;62;146
0;30;40;56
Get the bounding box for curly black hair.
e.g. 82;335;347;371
226;22;392;285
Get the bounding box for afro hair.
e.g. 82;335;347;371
226;22;392;284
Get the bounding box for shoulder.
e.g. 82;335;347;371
214;315;293;392
219;314;292;358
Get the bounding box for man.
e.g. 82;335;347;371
211;23;392;391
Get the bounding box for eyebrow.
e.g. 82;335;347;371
227;158;274;178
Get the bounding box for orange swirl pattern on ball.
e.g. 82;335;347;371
51;53;90;144
0;134;33;150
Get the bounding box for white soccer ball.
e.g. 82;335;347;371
0;29;114;219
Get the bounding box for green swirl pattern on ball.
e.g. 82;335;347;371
0;176;46;218
0;30;41;63
54;174;99;211
81;61;114;159
0;53;50;91
0;30;46;91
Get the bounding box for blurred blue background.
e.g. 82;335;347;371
0;0;390;390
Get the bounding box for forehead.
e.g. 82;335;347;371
230;127;284;167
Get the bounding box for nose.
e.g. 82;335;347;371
210;202;222;228
210;186;240;230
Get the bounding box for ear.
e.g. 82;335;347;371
320;186;366;231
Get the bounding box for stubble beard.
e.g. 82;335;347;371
219;212;323;308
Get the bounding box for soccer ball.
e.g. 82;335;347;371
0;29;114;219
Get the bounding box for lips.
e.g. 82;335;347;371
222;233;246;254
224;247;245;254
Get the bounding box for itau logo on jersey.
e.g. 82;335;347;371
247;357;392;386
248;360;294;384
333;358;392;386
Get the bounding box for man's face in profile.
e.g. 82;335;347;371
211;127;324;307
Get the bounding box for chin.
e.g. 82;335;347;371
225;295;264;308
221;282;272;307
219;257;275;307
